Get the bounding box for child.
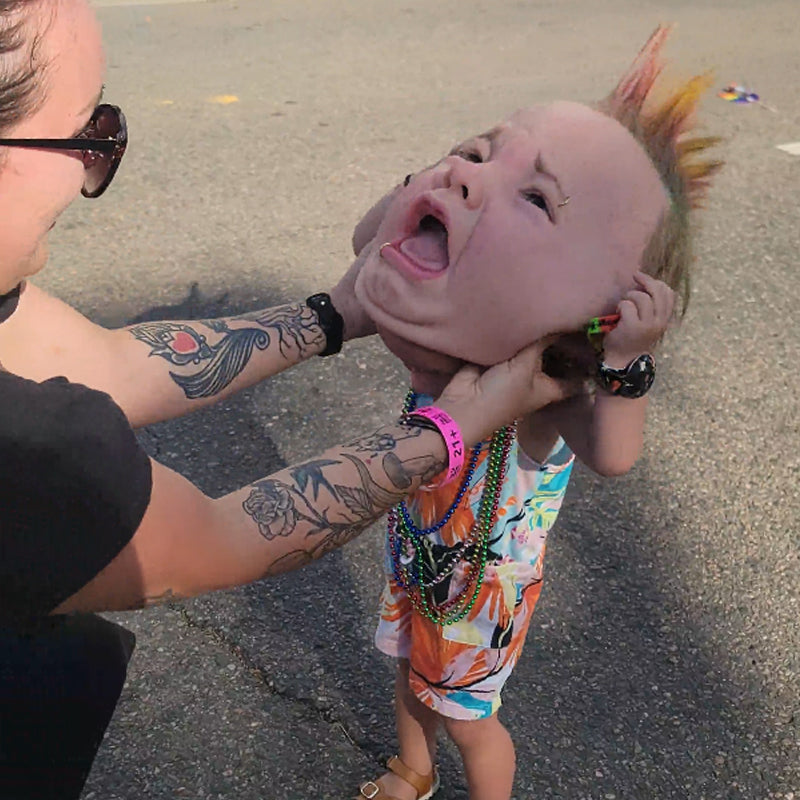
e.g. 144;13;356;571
350;27;721;800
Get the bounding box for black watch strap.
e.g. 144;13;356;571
306;292;344;357
596;354;656;398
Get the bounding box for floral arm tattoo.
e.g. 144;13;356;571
128;303;324;400
242;427;446;577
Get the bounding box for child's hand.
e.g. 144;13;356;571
602;271;675;368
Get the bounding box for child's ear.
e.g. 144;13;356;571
541;333;597;381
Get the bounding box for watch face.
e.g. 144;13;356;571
598;354;655;398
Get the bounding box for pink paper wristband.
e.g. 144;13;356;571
407;406;465;486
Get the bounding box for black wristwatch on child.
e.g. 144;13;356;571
596;354;656;398
585;315;656;399
306;292;344;357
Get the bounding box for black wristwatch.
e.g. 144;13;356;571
596;354;656;398
306;292;344;357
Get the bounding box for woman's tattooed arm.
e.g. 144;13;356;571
241;425;447;577
127;303;325;402
54;421;451;613
112;301;333;426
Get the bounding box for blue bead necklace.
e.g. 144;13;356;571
388;390;516;625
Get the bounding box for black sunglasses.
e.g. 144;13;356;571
0;104;127;198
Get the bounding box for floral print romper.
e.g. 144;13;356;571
375;432;575;720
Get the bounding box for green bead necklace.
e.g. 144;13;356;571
390;391;516;626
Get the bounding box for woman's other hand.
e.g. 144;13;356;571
437;335;585;444
329;241;377;341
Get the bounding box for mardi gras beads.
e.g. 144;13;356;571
389;390;516;626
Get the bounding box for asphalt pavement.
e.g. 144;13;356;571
40;0;800;797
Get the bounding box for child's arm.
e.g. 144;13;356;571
546;272;675;477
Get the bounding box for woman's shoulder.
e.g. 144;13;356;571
0;370;148;487
0;369;152;528
0;371;152;620
0;370;128;440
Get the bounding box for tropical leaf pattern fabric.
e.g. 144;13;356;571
375;435;574;720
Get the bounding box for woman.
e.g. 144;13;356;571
0;1;570;797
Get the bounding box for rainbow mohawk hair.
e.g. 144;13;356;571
598;26;723;313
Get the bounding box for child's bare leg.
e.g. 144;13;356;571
374;659;440;800
396;659;440;773
443;713;515;800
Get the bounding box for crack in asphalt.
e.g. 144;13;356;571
174;604;386;766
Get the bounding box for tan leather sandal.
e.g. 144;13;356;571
356;755;440;800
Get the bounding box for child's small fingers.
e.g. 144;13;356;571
616;298;638;321
636;272;674;317
612;299;641;334
646;286;669;326
654;284;676;322
621;290;653;322
634;270;659;293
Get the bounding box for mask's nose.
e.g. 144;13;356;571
438;155;484;210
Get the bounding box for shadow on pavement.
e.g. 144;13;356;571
88;282;790;799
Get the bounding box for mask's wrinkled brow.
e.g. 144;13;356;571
455;124;569;200
534;152;567;200
450;126;503;158
476;127;504;158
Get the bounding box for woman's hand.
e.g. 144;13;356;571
603;271;675;368
329;242;377;341
335;182;404;339
437;335;585;445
